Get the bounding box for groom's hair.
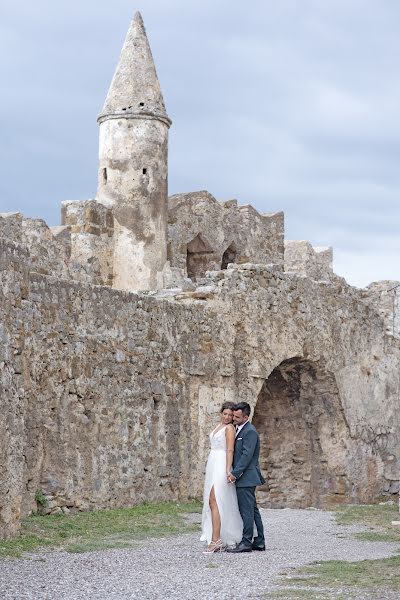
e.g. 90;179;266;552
234;402;251;416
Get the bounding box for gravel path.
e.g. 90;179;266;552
1;508;399;600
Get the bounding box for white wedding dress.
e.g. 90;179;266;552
200;425;243;545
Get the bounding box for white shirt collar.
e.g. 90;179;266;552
235;420;249;436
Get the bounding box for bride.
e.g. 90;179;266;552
200;401;243;553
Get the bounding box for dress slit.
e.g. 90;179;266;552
208;485;221;528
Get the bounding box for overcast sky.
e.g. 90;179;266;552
1;0;399;288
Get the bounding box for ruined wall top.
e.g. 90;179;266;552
284;240;333;282
362;281;400;340
168;190;284;279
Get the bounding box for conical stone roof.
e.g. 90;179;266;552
98;12;171;126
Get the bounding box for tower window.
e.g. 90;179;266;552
142;168;147;175
139;102;144;107
102;168;107;184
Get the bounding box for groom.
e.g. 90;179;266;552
227;402;266;553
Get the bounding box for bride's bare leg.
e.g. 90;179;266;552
209;486;221;544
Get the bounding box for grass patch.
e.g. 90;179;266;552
333;503;400;543
354;531;397;542
273;503;400;598
269;589;349;599
287;555;400;592
0;500;201;558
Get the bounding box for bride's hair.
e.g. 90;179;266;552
220;401;235;412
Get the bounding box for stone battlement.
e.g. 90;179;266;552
0;198;332;292
168;191;284;278
284;240;333;281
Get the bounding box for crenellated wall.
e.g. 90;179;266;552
168;191;284;279
0;213;70;279
61;200;114;286
9;191;285;292
284;240;333;281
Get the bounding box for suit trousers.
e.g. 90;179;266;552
236;486;265;547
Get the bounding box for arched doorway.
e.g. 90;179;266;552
186;234;216;280
253;357;352;509
221;242;237;270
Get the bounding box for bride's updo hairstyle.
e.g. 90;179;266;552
220;401;235;412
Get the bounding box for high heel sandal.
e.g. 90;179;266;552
203;539;224;554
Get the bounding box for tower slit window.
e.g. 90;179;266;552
102;168;107;184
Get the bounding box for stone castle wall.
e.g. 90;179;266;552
61;200;114;286
0;212;70;279
284;240;333;281
2;192;286;295
168;191;284;279
363;280;400;340
2;10;398;543
0;240;30;538
0;236;193;536
1;233;399;537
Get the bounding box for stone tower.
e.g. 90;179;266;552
96;12;171;291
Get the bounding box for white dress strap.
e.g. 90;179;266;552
211;424;227;438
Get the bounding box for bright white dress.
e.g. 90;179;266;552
200;425;243;545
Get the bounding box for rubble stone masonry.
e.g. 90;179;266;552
1;233;400;537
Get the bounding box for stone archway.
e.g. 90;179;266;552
253;357;352;509
221;242;237;270
186;234;216;280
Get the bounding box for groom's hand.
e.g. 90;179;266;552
227;472;236;483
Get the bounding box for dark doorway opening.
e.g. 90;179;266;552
186;234;216;280
253;358;352;508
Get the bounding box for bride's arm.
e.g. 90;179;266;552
225;425;235;475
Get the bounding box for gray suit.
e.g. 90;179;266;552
231;421;265;548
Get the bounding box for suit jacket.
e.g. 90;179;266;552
231;421;265;488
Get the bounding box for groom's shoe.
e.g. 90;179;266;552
252;543;266;551
226;543;252;553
